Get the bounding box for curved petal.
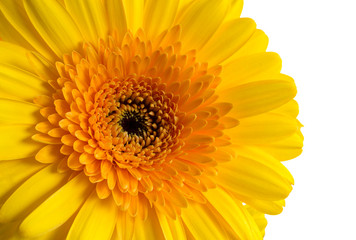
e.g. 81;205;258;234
0;38;34;73
19;173;93;238
220;79;297;118
0;124;43;161
225;0;244;21
67;193;118;240
0;164;69;222
204;187;255;240
156;212;186;240
64;0;109;43
106;0;127;39
115;210;135;240
122;0;144;34
219;52;282;90
0;0;57;61
23;0;83;57
0;63;51;102
144;0;179;39
132;207;165;240
227;112;299;144
216;146;293;201
0;99;40;125
181;201;228;239
0;158;44;202
198;18;256;66
176;0;229;51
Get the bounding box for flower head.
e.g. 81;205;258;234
0;0;303;239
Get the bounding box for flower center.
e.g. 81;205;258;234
119;110;147;137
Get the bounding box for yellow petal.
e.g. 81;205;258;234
225;0;244;21
27;51;58;81
220;79;297;118
227;112;299;144
227;29;269;61
106;0;127;39
144;0;179;39
272;99;299;118
0;158;44;201
219;52;282;89
35;145;63;164
0;99;40;125
0;41;33;73
204;187;254;240
0;164;69;222
0;10;33;50
64;0;108;43
122;0;144;34
0;124;43;160
181;201;228;239
23;0;83;57
67;193;118;240
216;146;293;201
244;205;268;237
132;207;165;240
0;0;56;61
156;212;186;240
258;130;303;161
239;195;285;215
176;0;229;51
198;18;256;66
0;63;51;102
116;210;135;240
19;173;93;238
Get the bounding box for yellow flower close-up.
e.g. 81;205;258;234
0;0;303;239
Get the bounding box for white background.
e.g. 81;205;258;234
241;1;356;239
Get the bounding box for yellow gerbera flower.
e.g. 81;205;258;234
0;0;303;239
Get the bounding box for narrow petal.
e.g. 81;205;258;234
204;187;254;240
220;79;297;118
27;51;58;81
219;52;282;89
0;159;44;202
227;112;299;144
0;41;34;73
122;0;144;34
132;207;165;240
198;18;256;66
225;0;244;21
19;173;93;238
0;164;69;222
176;0;229;51
144;0;179;39
181;201;228;239
0;124;43;160
238;195;286;215
64;0;108;43
245;206;268;237
156;212;186;240
67;193;118;240
227;29;269;61
115;210;135;240
106;0;127;38
0;99;40;125
23;0;83;57
216;146;293;201
0;63;51;102
0;0;56;61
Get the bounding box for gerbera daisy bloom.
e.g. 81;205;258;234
0;0;303;239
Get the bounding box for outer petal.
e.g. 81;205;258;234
64;0;109;43
198;18;256;66
19;173;93;238
0;159;44;202
181;201;228;239
0;63;51;102
0;41;34;73
0;164;69;222
216;146;294;201
67;193;118;240
144;0;179;39
227;112;299;144
0;125;43;160
122;0;144;34
115;210;135;240
156;212;187;240
132;207;165;240
220;79;297;118
0;0;56;61
0;99;40;125
204;187;255;240
23;0;83;57
106;0;127;39
176;0;229;51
